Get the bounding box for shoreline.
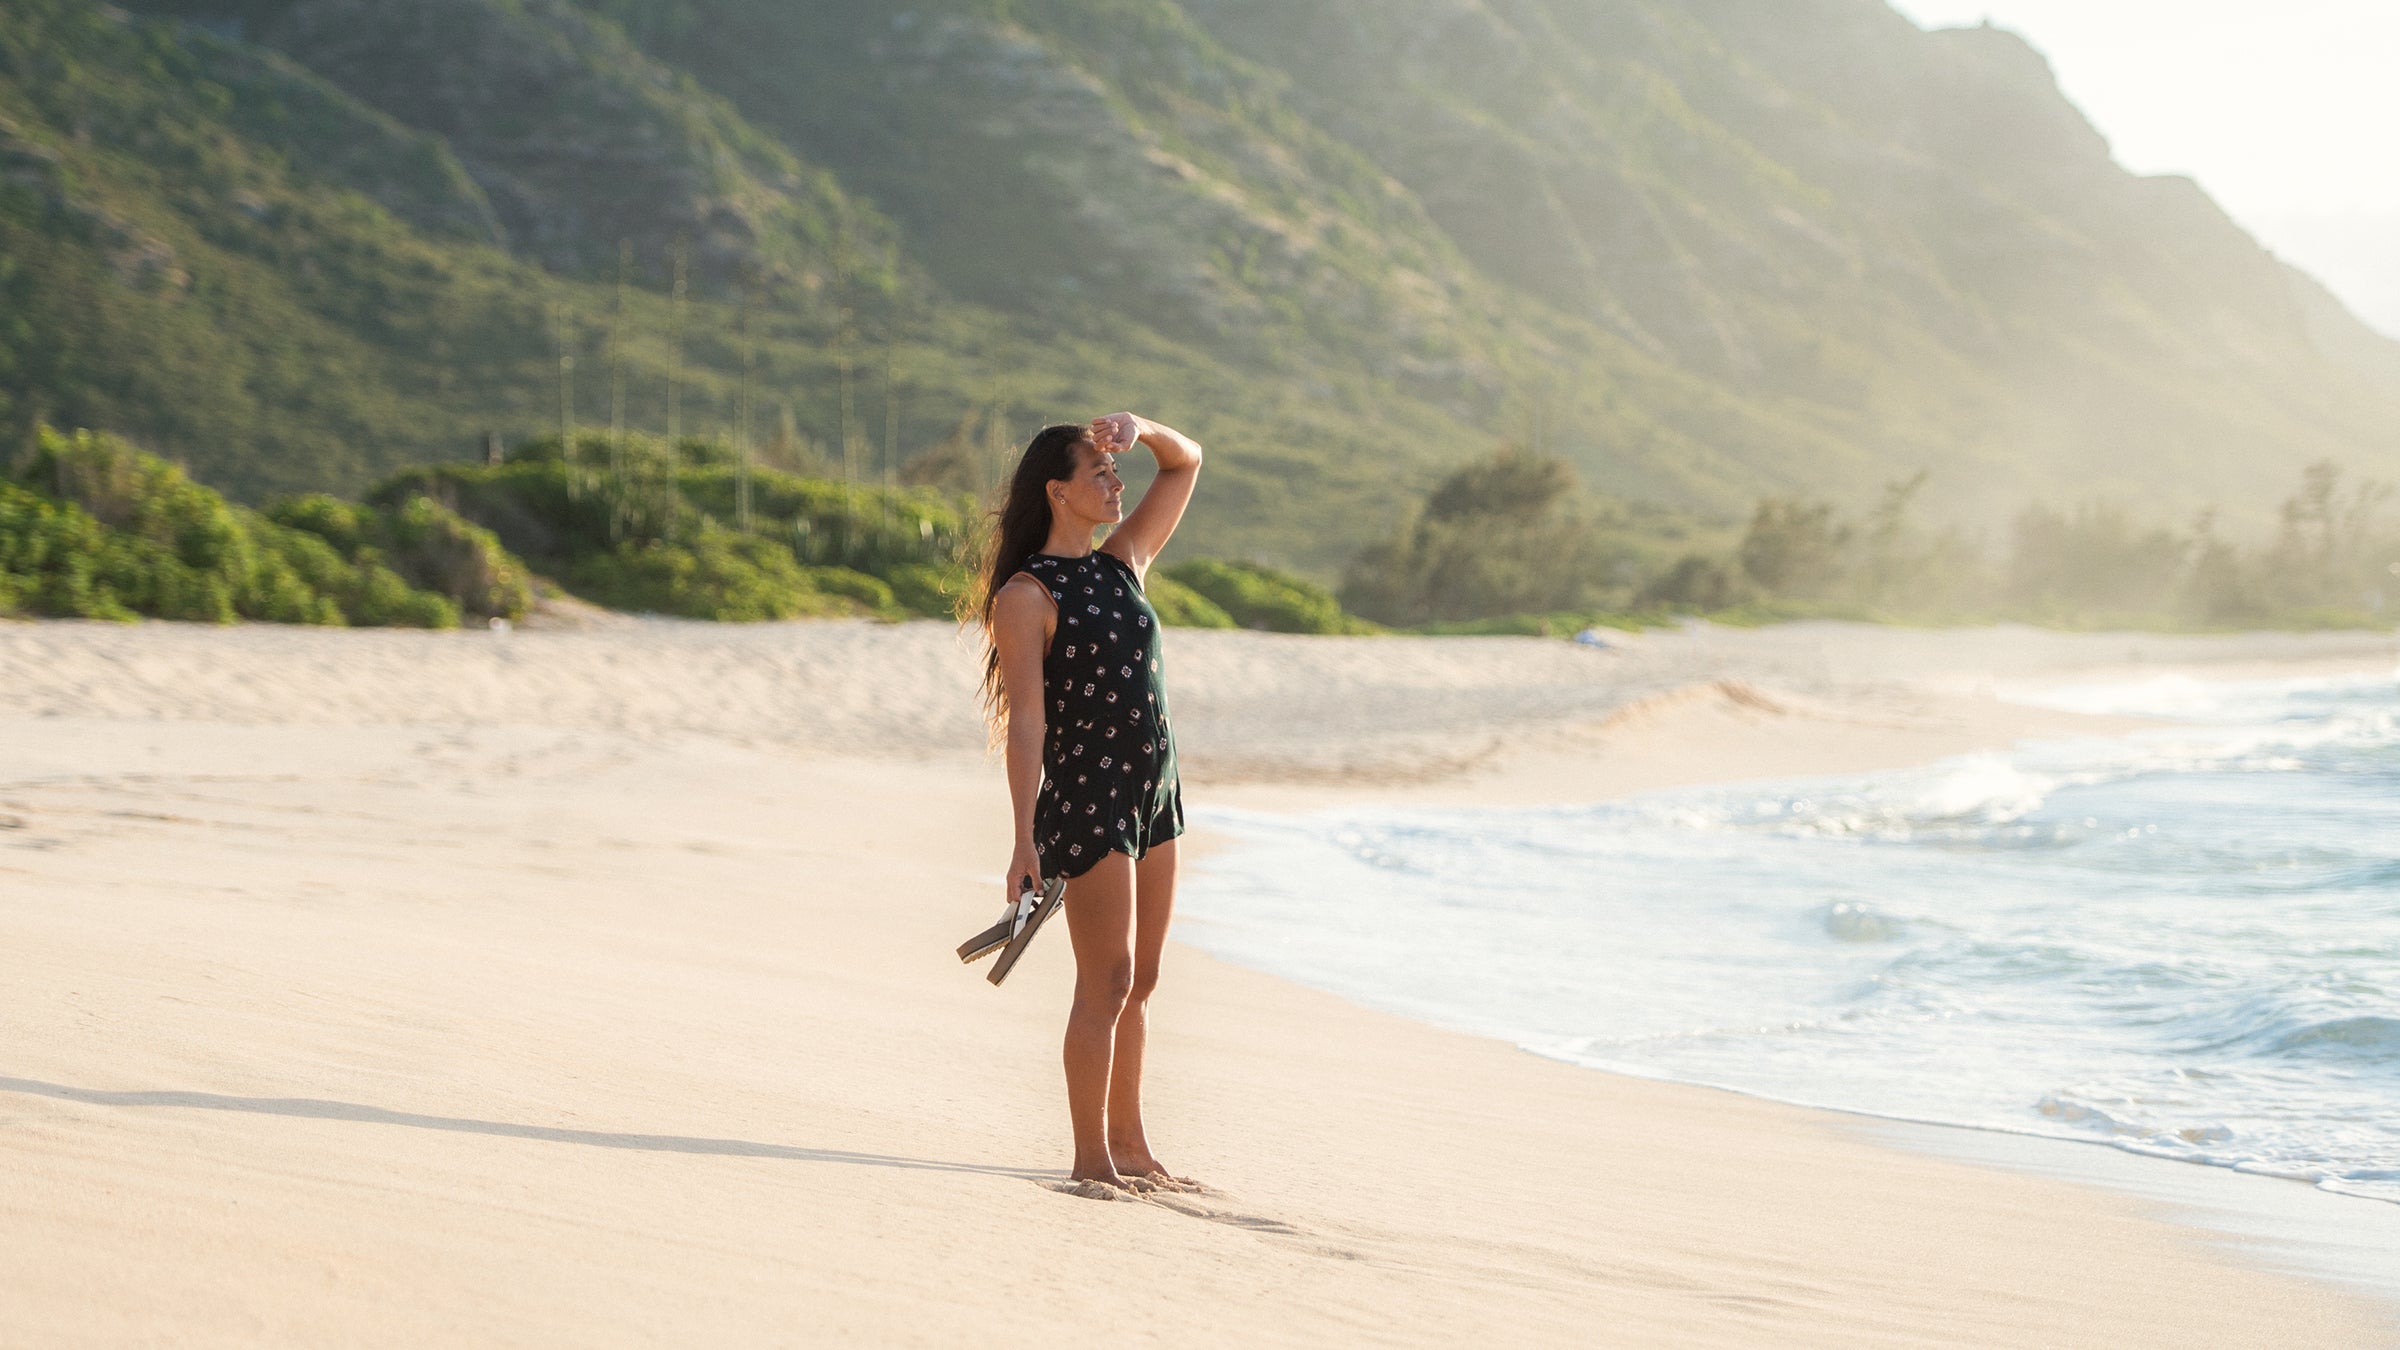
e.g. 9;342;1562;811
1187;647;2400;1313
3;619;2394;1345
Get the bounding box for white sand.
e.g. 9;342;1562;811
1;617;2393;1346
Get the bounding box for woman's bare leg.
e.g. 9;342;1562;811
1061;853;1136;1186
1108;839;1188;1182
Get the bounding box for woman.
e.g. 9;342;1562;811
976;411;1203;1193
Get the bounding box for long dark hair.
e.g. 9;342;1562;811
971;422;1092;742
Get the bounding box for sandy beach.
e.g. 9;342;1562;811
2;616;2394;1347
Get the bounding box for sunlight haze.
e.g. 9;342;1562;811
1888;0;2400;336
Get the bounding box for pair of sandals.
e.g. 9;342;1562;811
956;874;1066;985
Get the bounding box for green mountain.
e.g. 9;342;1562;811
5;0;2397;575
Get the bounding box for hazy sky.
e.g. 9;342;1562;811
1886;0;2400;337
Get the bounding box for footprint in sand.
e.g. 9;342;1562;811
1037;1178;1301;1236
1137;1192;1301;1235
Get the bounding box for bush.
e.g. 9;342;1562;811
1737;498;1850;595
799;565;900;615
0;477;146;621
380;495;534;620
268;492;531;620
343;558;459;627
375;435;972;621
1339;448;1672;625
1163;558;1373;634
1423;449;1577;522
266;494;376;557
1145;573;1236;628
1636;553;1755;612
2005;503;2186;617
567;528;882;621
883;561;963;618
2;427;469;627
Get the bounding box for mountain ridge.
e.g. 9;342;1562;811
5;0;2396;574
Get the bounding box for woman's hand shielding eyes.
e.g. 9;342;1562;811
1090;412;1143;455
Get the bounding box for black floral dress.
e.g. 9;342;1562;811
1020;549;1184;881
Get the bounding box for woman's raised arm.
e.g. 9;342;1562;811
1092;412;1201;578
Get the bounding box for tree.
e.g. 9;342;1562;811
1737;498;1849;596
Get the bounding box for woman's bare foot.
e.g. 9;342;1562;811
1114;1154;1202;1191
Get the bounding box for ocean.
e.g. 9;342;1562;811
1185;669;2400;1207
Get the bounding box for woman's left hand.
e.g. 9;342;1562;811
1091;412;1145;454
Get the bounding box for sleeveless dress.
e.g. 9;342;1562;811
1019;550;1184;881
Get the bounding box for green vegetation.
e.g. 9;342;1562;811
0;423;984;627
368;432;975;621
0;0;1513;574
1161;558;1377;635
0;422;1356;630
1340;449;1718;627
1705;461;2399;629
1142;574;1235;629
5;0;2395;594
1337;449;2398;634
1;427;522;625
11;419;2387;637
6;0;2399;638
263;493;533;622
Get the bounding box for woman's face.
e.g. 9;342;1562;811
1050;439;1124;526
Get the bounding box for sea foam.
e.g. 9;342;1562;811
1185;671;2400;1204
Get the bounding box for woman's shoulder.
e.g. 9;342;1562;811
995;571;1057;615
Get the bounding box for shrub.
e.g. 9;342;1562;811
1145;573;1235;628
380;495;534;620
1163;558;1372;634
799;565;901;615
568;529;876;621
1423;449;1577;523
269;491;530;621
373;436;971;621
2005;503;2187;617
0;477;144;620
266;494;376;557
4;428;470;627
1737;498;1850;595
1339;448;1667;625
882;562;962;618
1636;553;1755;612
